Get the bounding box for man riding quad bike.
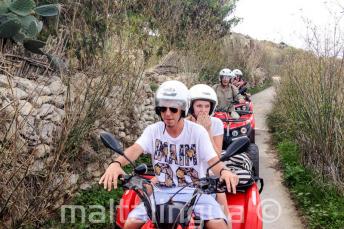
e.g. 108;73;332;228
99;132;263;229
213;68;259;177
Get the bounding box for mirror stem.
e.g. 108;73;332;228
206;160;221;177
120;153;136;168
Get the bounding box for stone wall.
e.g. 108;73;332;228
0;74;66;165
0;51;196;194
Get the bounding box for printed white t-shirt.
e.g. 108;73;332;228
135;119;217;190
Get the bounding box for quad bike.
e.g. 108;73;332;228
214;99;259;177
100;132;263;229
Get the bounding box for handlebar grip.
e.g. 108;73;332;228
217;180;227;193
118;174;131;184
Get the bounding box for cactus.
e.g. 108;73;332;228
9;0;35;16
0;14;21;38
0;0;61;62
12;31;25;42
20;15;39;38
35;4;60;17
23;39;45;55
0;0;10;14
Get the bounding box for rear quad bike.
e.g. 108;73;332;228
100;132;263;229
214;100;255;147
214;101;259;177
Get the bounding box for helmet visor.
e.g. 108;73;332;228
220;75;231;80
156;99;185;109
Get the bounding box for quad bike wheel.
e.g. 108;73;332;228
249;128;255;143
247;143;259;177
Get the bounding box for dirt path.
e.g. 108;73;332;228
252;87;304;229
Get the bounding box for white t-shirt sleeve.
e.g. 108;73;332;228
198;126;218;162
211;117;224;136
135;125;153;154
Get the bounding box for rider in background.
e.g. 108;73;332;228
99;80;238;229
231;69;247;90
188;84;231;227
212;68;245;117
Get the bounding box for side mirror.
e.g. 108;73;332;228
220;137;250;161
100;132;123;155
134;164;148;175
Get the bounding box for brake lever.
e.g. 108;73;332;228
216;179;227;193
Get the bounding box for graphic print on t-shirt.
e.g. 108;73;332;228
176;167;200;186
154;139;199;187
154;163;175;187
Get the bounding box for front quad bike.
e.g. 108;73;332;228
99;132;263;229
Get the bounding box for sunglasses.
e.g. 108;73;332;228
157;106;179;113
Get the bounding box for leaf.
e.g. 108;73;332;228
0;0;10;14
12;31;25;42
9;0;35;16
0;7;8;14
20;15;38;38
35;4;60;17
0;14;21;38
23;38;45;55
36;20;43;33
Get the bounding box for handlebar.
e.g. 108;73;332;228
236;110;253;115
198;176;227;194
118;174;152;190
120;173;227;195
219;118;246;122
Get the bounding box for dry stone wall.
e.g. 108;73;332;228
0;51;196;192
0;74;66;166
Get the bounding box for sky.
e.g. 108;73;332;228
231;0;344;49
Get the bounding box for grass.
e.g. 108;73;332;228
247;79;272;95
268;113;344;229
44;155;152;228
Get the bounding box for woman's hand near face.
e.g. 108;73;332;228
196;112;212;132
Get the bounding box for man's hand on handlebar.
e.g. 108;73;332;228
220;169;239;194
99;162;126;191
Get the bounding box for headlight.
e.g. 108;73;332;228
232;130;239;137
240;127;247;134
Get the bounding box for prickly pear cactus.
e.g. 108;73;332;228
0;0;60;55
35;4;60;17
9;0;35;16
23;39;45;55
0;13;21;37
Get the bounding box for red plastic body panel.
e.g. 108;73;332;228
214;101;255;130
228;183;262;229
115;182;263;229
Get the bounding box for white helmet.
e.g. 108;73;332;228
189;84;218;115
232;69;243;77
219;68;232;81
155;80;190;117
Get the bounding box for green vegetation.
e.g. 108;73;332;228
247;79;272;95
268;109;344;229
44;155;152;228
271;50;344;189
0;0;59;53
51;186;122;229
267;34;344;227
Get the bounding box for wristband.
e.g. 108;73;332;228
220;168;229;176
112;160;122;167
